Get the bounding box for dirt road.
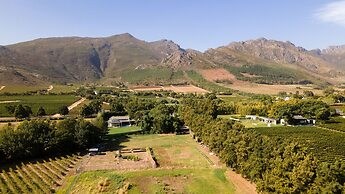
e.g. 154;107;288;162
195;140;258;194
68;97;86;111
47;85;53;92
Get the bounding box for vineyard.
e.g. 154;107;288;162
0;155;82;194
255;126;345;162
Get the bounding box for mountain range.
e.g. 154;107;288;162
0;33;345;87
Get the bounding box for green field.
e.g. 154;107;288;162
59;168;234;194
318;116;345;132
122;68;185;84
0;86;49;94
255;126;345;162
58;129;236;193
50;85;79;93
0;95;79;116
108;126;142;135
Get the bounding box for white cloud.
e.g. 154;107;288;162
315;0;345;27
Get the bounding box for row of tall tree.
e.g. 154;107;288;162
5;104;69;118
179;97;345;193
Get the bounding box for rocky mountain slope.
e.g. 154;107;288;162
0;34;344;86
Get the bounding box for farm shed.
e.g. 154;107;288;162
280;115;316;126
246;115;278;125
108;116;133;128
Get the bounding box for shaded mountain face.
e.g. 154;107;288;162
0;34;344;86
0;34;185;85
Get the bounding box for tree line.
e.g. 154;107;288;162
179;97;345;193
0;116;107;162
6;104;69;119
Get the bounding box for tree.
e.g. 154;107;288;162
36;106;46;117
303;90;314;97
14;104;31;119
5;105;15;114
110;100;126;115
89;100;102;113
59;105;69;115
80;105;93;117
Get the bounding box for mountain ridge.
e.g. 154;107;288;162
0;33;344;86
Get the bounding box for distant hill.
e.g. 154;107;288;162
0;33;344;86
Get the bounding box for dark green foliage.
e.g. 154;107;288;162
179;97;345;193
0;117;107;162
80;100;102;117
36;106;46;116
80;104;93;117
223;64;307;85
5;105;15;114
58;105;69;115
110;100;127;115
256;126;345;162
140;104;182;134
14;104;32;119
269;99;332;121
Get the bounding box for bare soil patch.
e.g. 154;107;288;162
226;170;257;194
201;68;238;82
129;175;187;193
195;136;257;194
68;98;86;111
229;83;323;95
80;149;154;172
131;85;209;93
0;100;21;104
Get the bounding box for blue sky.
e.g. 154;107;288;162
0;0;345;51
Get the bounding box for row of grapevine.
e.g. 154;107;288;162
0;154;81;193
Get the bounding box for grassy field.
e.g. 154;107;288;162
68;99;90;116
108;126;142;135
50;85;79;93
59;168;234;194
318;116;345;133
57;129;236;193
121;134;211;168
0;95;79;117
122;68;185;84
255;126;345;162
218;115;273;128
0;86;49;94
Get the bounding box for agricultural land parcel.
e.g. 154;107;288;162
255;126;345;162
0;95;79;117
58;127;240;194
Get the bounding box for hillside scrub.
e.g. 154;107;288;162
179;97;345;193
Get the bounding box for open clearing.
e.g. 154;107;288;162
0;86;49;94
201;68;323;95
58;127;257;194
131;85;209;93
